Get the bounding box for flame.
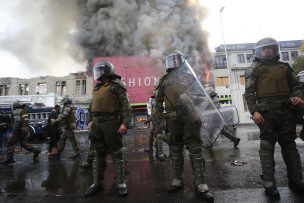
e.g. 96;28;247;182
187;0;198;6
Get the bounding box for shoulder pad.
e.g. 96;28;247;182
112;79;127;91
94;83;103;91
278;61;294;72
245;66;256;78
156;73;169;90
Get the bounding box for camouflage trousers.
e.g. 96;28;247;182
258;107;302;187
91;115;126;187
56;128;80;155
7;130;40;158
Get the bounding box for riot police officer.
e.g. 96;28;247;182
0;100;41;165
155;50;214;202
84;61;131;197
244;37;304;199
50;96;80;159
207;88;240;148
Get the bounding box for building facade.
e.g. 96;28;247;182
0;72;93;107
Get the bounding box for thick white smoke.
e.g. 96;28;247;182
0;0;83;77
0;0;213;83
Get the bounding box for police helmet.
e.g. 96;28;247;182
61;96;72;105
93;61;115;81
12;100;23;110
296;71;304;83
163;50;186;72
207;88;218;98
254;37;279;61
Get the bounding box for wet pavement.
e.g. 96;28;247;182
0;124;304;203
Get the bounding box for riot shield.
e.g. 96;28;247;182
218;106;240;126
165;61;225;148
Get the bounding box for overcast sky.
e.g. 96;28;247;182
0;0;303;78
203;0;303;50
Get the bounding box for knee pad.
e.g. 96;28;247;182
156;133;164;139
170;145;183;154
188;146;202;154
260;140;274;152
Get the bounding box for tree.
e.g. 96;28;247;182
292;55;304;75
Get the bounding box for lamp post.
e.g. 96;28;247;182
219;6;233;105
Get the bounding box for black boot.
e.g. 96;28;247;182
234;138;240;148
288;181;304;193
0;157;15;165
264;187;280;199
196;190;214;202
168;185;183;193
84;184;102;197
33;149;41;161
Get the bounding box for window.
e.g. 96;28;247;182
291;51;298;60
216;77;229;86
237;54;245;63
35;82;47;95
75;79;87;95
246;54;253;63
214;55;227;69
240;75;245;85
55;81;66;96
0;84;8;96
281;52;289;61
18;84;29;95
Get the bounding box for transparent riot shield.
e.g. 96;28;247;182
218;106;240;126
165;61;225;148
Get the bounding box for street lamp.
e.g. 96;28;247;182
219;6;233;105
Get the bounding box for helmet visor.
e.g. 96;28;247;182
255;45;279;60
164;55;184;70
93;66;105;80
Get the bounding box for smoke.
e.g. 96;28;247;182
71;0;213;80
0;0;213;84
0;0;83;77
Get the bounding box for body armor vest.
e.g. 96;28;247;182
256;63;290;98
92;84;120;113
162;79;188;110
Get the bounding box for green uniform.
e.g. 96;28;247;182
244;60;303;188
146;107;165;160
6;108;40;160
155;69;209;192
89;78;131;193
56;104;80;157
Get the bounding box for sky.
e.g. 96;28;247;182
0;0;303;78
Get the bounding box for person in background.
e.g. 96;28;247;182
207;88;240;148
47;104;61;156
0;100;41;165
50;96;80;160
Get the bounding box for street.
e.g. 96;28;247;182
0;124;304;203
